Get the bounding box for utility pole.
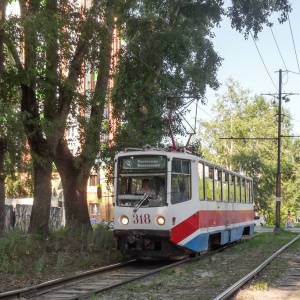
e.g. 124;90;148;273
221;69;298;231
263;69;298;230
275;69;282;230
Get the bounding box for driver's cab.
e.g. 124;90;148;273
117;176;167;208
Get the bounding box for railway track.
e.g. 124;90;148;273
0;258;188;300
214;234;300;300
0;234;273;300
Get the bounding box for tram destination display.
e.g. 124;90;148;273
120;156;167;171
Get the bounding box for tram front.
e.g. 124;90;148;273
113;150;181;258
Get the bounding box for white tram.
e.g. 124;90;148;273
113;147;254;258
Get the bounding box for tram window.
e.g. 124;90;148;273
205;166;213;201
182;160;190;174
198;163;205;201
229;175;236;202
215;169;221;201
236;177;241;202
172;159;182;173
247;180;253;203
171;159;191;204
241;178;246;203
223;172;229;202
118;177;130;194
245;180;252;203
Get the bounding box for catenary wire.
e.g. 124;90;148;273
270;26;288;72
287;12;300;75
249;30;278;91
235;0;278;91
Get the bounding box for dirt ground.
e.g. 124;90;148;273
97;233;300;300
232;249;300;300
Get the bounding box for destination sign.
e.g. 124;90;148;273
121;156;167;170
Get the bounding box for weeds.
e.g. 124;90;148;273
250;281;268;291
0;223;122;287
35;252;48;277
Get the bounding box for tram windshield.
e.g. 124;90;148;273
116;155;167;208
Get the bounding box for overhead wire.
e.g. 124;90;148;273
286;10;300;136
287;12;300;75
249;2;300;137
270;26;288;71
249;30;278;92
269;25;289;85
196;101;214;120
235;0;279;92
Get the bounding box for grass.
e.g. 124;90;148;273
250;281;269;291
2;228;299;298
98;231;300;299
0;224;123;291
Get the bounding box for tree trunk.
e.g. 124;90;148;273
0;0;8;79
28;152;53;234
0;1;8;234
0;140;7;234
55;139;91;228
63;173;91;227
53;7;115;229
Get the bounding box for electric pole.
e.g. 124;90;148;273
220;69;298;231
263;69;298;230
275;69;282;230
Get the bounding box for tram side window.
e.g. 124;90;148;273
171;159;191;204
215;169;222;201
205;166;214;201
241;178;246;203
247;180;253;203
198;163;205;201
245;180;252;203
229;175;236;202
223;172;229;202
236;177;241;202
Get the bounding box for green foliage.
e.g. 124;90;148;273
227;0;292;39
0;225;122;280
5;173;33;198
196;78;299;217
104;1;292;183
111;1;224;150
1;0;293;231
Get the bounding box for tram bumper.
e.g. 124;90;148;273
114;229;188;258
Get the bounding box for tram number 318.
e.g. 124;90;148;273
133;214;151;224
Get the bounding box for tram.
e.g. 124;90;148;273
113;146;254;259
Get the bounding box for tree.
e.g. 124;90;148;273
0;0;7;234
196;78;296;217
0;0;30;233
107;0;292;162
279;136;300;220
2;0;292;233
3;0;114;232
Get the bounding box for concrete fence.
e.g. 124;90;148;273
4;204;62;233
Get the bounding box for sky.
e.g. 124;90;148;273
191;0;300;144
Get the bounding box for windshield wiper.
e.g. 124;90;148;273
133;193;149;213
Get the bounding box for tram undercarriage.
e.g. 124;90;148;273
115;232;190;259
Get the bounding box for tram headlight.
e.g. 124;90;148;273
156;216;165;226
120;215;129;225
